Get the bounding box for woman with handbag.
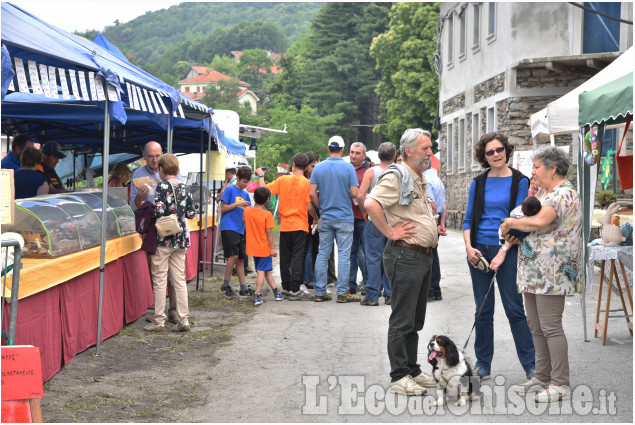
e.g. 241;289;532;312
145;154;196;332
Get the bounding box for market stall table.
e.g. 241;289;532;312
1;234;152;381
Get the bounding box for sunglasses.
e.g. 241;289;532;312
485;146;505;157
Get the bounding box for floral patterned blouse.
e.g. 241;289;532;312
517;181;583;295
152;181;196;249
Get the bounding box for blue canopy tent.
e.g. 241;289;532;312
1;2;243;352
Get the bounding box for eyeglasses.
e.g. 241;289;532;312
145;154;161;160
485;146;505;157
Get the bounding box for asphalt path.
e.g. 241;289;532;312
188;229;633;422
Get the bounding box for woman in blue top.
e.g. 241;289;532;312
462;132;535;381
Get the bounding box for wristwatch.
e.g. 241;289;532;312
501;245;509;252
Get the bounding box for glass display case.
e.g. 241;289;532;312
3;192;136;258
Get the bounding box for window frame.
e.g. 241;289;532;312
487;107;496;133
472;113;481;170
458;117;466;171
459;8;467;60
487;2;496;43
472;3;481;52
447;122;455;175
447;13;454;68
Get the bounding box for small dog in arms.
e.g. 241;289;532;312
428;335;479;406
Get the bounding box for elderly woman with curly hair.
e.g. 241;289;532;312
502;146;582;403
463;132;536;382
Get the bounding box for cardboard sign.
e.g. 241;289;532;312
1;346;43;400
207;151;226;181
1;169;15;225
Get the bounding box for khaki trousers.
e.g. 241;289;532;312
150;246;189;326
523;293;569;386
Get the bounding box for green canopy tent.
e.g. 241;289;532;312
577;71;633;340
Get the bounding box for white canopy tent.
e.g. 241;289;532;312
529;47;633;139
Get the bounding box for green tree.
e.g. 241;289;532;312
200;79;242;111
172;61;192;79
370;2;440;148
209;55;241;79
239;49;274;95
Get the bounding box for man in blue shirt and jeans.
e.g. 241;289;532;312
309;136;360;303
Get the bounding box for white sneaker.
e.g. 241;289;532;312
535;385;570;402
300;284;310;295
390;375;426;396
512;377;549;394
326;288;332;295
412;372;437;388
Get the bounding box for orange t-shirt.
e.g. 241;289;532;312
243;206;275;257
267;174;310;232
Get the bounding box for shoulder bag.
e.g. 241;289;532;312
155;182;180;237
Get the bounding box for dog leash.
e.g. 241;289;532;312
461;271;497;353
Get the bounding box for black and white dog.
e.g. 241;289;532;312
427;335;479;406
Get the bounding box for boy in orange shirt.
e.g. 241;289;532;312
256;153;319;301
243;187;283;305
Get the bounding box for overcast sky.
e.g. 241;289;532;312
11;0;184;33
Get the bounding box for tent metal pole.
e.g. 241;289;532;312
578;127;590;342
196;127;204;291
96;97;110;355
167;112;173;154
204;114;213;281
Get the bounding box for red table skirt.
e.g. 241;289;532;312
1;249;152;382
185;226;216;281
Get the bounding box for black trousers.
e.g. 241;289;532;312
279;230;307;292
383;243;432;382
428;247;441;297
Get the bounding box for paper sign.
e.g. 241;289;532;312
58;68;70;99
14;58;29;93
1;169;15;225
95;75;106;101
48;66;59;99
38;64;51;97
1;346;43;400
77;71;90;101
512;146;569;178
206;150;226;181
143;89;154;113
106;83;118;102
27;60;43;94
68;69;80;100
88;72;97;101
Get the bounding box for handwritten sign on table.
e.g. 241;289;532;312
1;346;43;400
1;169;15;225
207;151;226;181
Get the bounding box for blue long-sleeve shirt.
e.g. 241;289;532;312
463;175;528;246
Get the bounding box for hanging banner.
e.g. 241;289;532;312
14;58;29;93
68;69;80;100
95;75;106;101
77;71;90;101
58;68;70;99
106;82;118;102
88;71;97;101
38;64;52;97
48;66;58;99
27;60;43;94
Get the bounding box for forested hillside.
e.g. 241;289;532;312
77;2;322;68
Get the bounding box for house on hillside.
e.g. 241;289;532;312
437;2;633;213
229;50;282;74
178;66;260;114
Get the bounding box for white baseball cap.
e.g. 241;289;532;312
328;135;345;148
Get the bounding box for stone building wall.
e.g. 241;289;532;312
516;67;597;89
442;92;465;115
474;72;505;103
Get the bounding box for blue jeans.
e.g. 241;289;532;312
363;220;390;301
304;238;315;283
348;219;368;289
315;219;353;296
468;243;535;374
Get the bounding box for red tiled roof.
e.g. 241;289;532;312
178;69;250;86
192;66;213;75
181;91;205;101
230;51;243;58
269;53;282;62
